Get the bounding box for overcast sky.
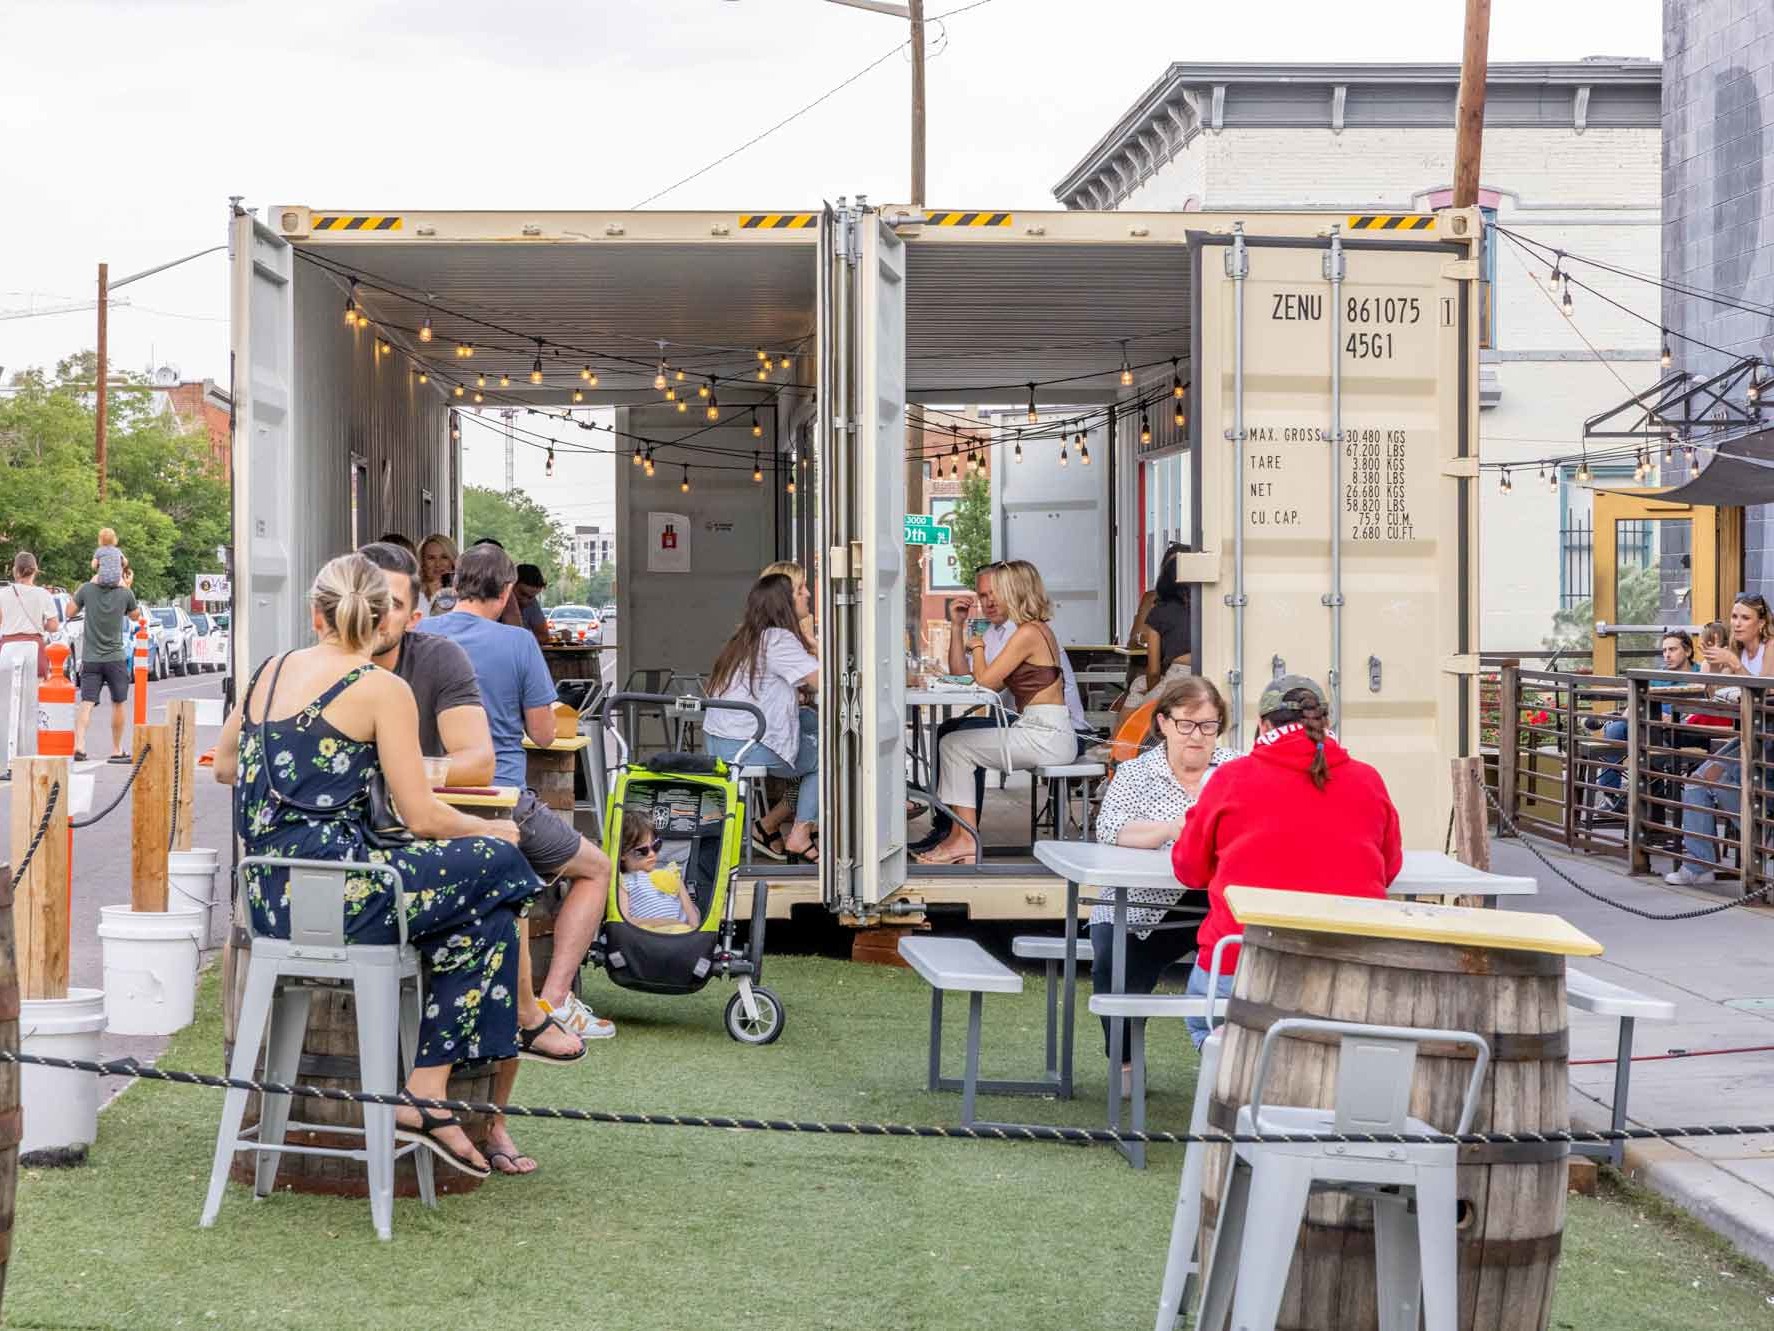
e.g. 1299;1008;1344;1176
1;0;1660;525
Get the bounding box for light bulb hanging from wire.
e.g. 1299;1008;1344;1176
1026;382;1038;425
786;474;797;495
453;384;464;398
545;445;555;478
706;392;719;422
1560;276;1574;317
751;409;763;439
757;363;769;381
680;465;691;494
530;341;545;384
655;360;668;392
1079;434;1091;466
756;346;767;363
1660;330;1673;370
343;279;359;327
476;373;486;388
644;448;656;478
474;390;484;404
1059;438;1069;467
1546;466;1557;492
1172;358;1184;399
665;385;676;402
582;366;597;386
572;387;584;403
1499;468;1511;494
677;398;688;413
499;372;511;388
699;377;712;399
1139;413;1152;447
1119;341;1133;388
457;341;474;359
752;454;763;483
419;312;433;343
1576;455;1592;484
416;368;428;385
675;366;686;383
1014;431;1024;464
632;441;643;467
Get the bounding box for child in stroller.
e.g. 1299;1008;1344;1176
617;813;701;933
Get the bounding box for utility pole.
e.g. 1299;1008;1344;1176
1452;0;1492;208
96;263;109;501
908;0;925;208
501;409;517;493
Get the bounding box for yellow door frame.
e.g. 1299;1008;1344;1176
1591;490;1736;675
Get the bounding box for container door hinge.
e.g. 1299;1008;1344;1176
1320;593;1346;608
1441;458;1480;478
1441;259;1480;282
1368;656;1383;693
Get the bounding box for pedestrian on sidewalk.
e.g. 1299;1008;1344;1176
1;551;60;777
71;567;141;763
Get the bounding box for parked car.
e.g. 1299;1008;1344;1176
544;603;601;645
47;590;83;678
188;611;229;672
600;603;618;621
146;605;198;676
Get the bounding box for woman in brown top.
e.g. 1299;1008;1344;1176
916;560;1079;864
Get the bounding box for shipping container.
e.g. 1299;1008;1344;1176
229;201;1478;924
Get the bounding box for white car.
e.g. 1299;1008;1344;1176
544;604;602;645
146;605;198;676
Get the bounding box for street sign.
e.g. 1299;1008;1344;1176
194;573;231;601
903;514;952;546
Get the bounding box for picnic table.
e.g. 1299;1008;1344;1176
1029;841;1540;1105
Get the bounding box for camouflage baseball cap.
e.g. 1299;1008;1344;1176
1257;673;1328;718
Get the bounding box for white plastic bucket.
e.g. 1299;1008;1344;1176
97;904;205;1036
194;697;225;727
168;847;221;943
69;772;94;817
20;987;107;1160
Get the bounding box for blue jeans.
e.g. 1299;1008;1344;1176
1681;742;1741;867
708;722;818;825
1184;961;1236;1050
1595;719;1628;794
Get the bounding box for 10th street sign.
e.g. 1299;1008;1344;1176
904;514;952;546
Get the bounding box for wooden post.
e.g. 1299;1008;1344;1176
1739;684;1756;888
1497;664;1519;835
10;757;70;999
1560;681;1578;849
1626;675;1647;874
1447;756;1489;908
130;722;172;912
1452;0;1492;209
168;699;197;851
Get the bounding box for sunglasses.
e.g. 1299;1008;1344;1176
631;838;664;855
1735;592;1769;609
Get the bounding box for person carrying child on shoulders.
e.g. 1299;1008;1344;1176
92;527;127;587
617;814;701;933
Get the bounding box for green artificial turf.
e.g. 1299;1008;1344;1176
8;956;1774;1330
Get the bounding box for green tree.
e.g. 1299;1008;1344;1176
1543;563;1663;651
0;355;223;602
944;471;994;587
461;484;586;587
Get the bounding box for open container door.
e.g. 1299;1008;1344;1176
1191;215;1481;850
817;205;909;915
228;210;296;679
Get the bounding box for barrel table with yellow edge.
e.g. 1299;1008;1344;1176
1200;887;1602;1331
217;786;524;1199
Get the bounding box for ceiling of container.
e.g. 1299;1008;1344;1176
903;242;1192;402
306;240;817;399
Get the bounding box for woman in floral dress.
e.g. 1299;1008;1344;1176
214;553;565;1177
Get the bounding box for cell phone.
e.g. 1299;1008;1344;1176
967;617;990;639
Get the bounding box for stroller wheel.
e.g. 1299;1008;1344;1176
724;985;784;1046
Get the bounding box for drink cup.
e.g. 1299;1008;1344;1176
423;756;452;787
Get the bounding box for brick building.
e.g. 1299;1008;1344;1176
1054;60;1663;649
155;378;231;481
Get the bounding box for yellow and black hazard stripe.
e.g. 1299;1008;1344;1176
1346;214;1435;231
739;213;818;229
921;211;1012;227
311;215;403;232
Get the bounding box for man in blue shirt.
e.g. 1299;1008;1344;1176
420;543;616;1047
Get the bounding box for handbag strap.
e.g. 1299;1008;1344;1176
253;653;369;821
8;584;44;636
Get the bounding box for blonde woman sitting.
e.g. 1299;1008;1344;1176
915;560;1078;864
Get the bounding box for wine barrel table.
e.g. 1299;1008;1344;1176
539;645;601;690
1201;887;1601;1331
0;867;20;1305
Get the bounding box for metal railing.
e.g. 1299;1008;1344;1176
1490;665;1774;891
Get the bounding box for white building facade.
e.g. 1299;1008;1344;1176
571;524;612;578
1054;60;1662;650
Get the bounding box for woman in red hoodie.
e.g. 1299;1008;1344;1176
1170;674;1402;1048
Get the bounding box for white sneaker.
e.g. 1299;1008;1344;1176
544;993;615;1040
1664;866;1716;887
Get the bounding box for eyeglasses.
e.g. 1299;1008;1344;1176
633;838;664;854
1161;716;1222;736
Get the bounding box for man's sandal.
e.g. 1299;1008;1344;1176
395;1106;491;1178
518;1013;587;1065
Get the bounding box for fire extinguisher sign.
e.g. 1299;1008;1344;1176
646;512;692;574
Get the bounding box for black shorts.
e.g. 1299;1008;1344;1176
79;659;131;704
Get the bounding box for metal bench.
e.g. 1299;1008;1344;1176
1088;992;1228;1169
898;936;1039;1126
1566;966;1677;1166
1012;934;1096;1083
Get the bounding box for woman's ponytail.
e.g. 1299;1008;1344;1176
310;553;389;657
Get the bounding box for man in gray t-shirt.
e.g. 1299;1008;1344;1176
72;579;140;761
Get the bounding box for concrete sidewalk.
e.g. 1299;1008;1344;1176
1493;837;1774;1268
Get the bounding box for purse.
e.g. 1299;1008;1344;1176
252;653;416;850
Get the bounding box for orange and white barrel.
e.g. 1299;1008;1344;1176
37;643;75;757
132;615;150;727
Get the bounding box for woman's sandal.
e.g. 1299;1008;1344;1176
395;1106;491;1179
912;845;976;866
486;1148;538;1176
518;1013;587;1065
750;821;788;862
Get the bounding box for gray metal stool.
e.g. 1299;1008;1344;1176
1196;1018;1490;1331
1029;760;1107;841
200;857;435;1241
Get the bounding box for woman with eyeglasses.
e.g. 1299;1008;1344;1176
1089;675;1238;1093
1670;592;1774;886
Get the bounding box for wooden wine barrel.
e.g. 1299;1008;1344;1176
220;921;497;1198
1201;924;1569;1331
0;866;21;1308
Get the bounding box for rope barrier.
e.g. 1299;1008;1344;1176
3;1049;1771;1149
9;781;60;882
70;743;151;829
1484;783;1772;920
169;714;185;845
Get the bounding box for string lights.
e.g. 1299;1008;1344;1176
1499;468;1511;494
1026;382;1038;424
419;312;433;343
752;454;763;483
1079;434;1090;466
530;341;545;384
707;391;720;422
343;279;360;327
680;465;691;494
545;445;555;478
1119;342;1133;387
751;408;763;439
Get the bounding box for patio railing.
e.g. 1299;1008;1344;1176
1489;665;1774;890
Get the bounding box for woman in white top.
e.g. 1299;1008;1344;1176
1672;591;1774;885
416;533;458;615
703;574;821;862
1091;674;1238;1085
1;551;61;771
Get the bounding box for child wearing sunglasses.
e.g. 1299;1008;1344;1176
617;813;701;931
